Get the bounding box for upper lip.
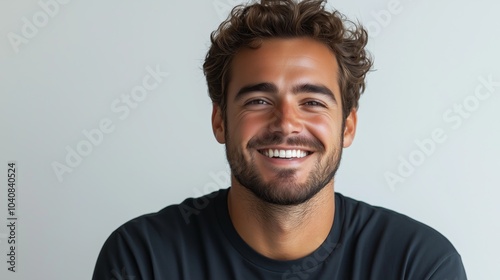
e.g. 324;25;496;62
256;146;314;152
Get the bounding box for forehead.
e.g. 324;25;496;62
228;37;340;98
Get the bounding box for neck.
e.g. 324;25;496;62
227;180;335;260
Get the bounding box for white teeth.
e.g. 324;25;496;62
261;149;309;159
279;150;286;158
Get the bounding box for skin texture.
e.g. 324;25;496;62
211;38;357;260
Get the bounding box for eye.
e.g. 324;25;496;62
245;99;270;106
303;100;327;107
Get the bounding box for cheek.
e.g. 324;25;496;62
228;112;268;144
304;114;342;145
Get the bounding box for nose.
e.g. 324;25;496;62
268;100;303;135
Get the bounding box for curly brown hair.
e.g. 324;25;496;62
203;0;373;120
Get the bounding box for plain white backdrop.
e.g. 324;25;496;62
1;0;499;279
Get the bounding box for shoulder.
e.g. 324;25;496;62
115;188;224;240
336;193;466;279
92;189;226;279
337;192;453;246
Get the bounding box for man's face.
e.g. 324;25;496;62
212;38;357;205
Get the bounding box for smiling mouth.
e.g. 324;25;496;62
258;149;313;159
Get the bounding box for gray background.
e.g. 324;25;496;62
1;0;499;279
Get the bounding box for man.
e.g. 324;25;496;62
93;0;467;279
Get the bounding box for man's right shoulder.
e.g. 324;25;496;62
116;188;224;238
92;189;226;279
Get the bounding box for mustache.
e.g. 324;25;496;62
247;133;324;152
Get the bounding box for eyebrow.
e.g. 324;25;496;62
293;84;337;104
234;82;337;104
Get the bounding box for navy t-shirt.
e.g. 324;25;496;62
92;188;467;279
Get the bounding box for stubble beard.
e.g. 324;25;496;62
224;127;344;206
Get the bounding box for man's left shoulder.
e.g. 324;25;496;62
339;193;454;246
337;193;467;279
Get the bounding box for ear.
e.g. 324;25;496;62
211;104;226;144
342;109;357;148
